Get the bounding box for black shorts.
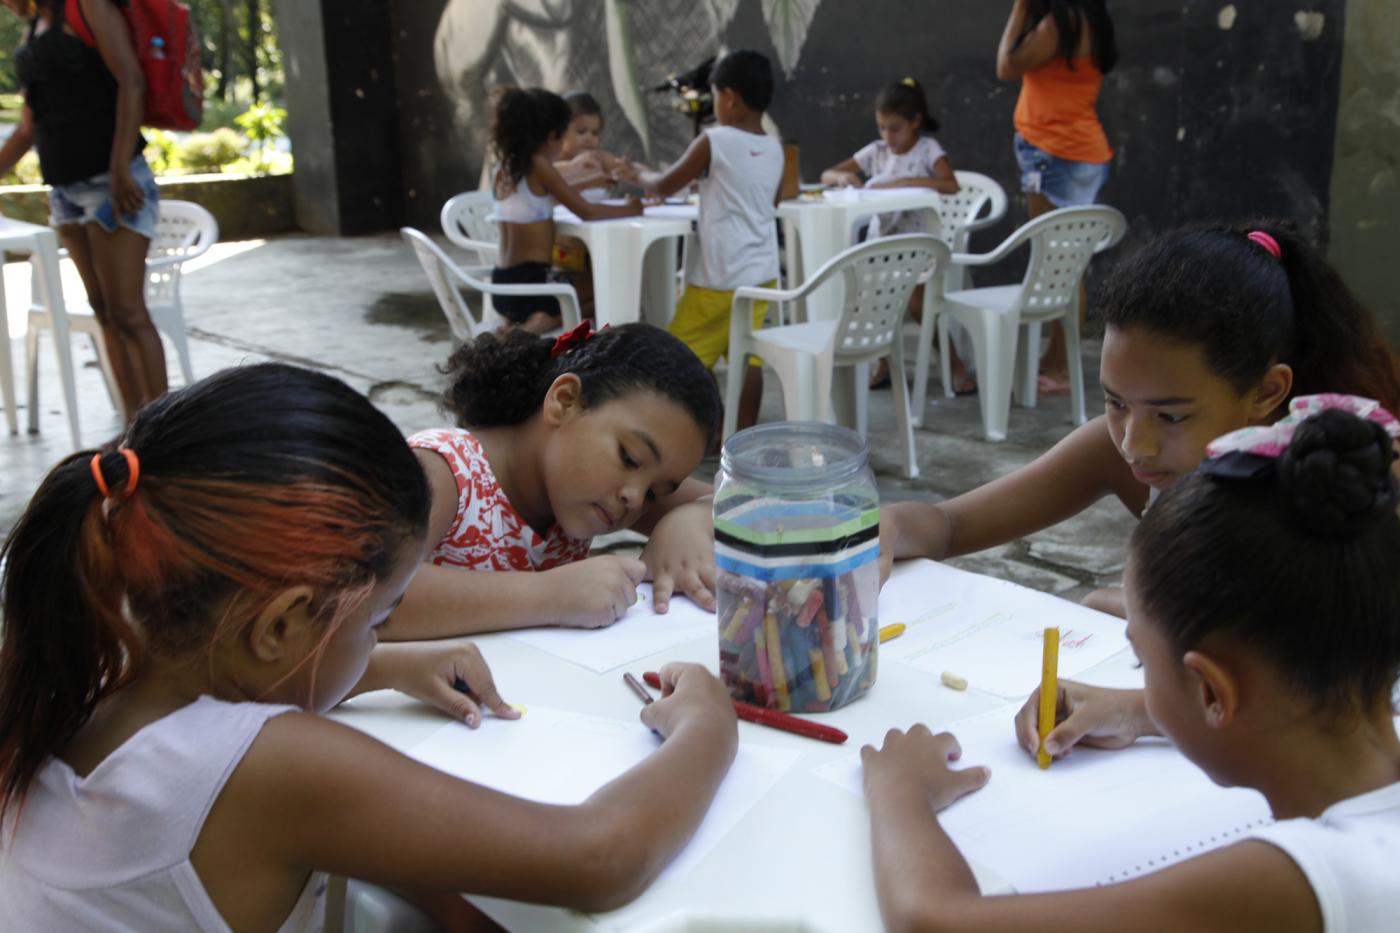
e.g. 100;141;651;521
490;261;562;324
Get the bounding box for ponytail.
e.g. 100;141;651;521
0;451;141;821
1099;220;1400;414
440;324;721;445
1267;224;1400;413
875;78;937;134
0;364;431;822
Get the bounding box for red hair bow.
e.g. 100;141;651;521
550;320;605;359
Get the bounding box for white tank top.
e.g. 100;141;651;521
688;125;783;290
494;171;556;224
0;696;326;932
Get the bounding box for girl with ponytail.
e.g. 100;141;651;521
390;321;724;638
881;220;1400;614
865;401;1400;931
0;363;738;930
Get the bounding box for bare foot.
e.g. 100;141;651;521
868;358;891;389
1037;373;1071;396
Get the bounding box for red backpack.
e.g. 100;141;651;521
65;0;203;131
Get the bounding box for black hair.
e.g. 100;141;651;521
1098;220;1400;415
441;323;721;448
490;86;572;187
1132;409;1400;717
1024;0;1117;73
0;363;430;820
564;91;602;120
875;78;938;134
710;49;773;113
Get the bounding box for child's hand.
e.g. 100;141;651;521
640;662;738;745
828;170;861;188
373;641;519;728
1013;681;1155;761
621;195;643;216
545;555;647;627
861;726;990;811
639;501;716;613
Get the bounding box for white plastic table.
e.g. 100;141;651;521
329;560;1143;931
776;188;944;325
553;206;692;328
0;217;73;444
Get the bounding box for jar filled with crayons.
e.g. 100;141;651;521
713;422;880;712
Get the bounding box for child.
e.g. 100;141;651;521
862;401;1400;931
879;221;1400;612
386;322;723;639
639;49;783;433
554;91;641;202
821;77;967;392
0;363;738;931
490;86;641;334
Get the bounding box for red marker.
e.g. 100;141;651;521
641;671;848;745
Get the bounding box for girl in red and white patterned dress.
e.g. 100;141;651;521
387;322;722;637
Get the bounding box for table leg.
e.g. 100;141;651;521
588;225;644;327
799;214;849;323
640;234;680;328
0;270;15;434
31;230;82;448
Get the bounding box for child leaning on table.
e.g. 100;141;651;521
385;322;724;640
864;403;1400;933
822;76;968;393
878;221;1400;614
639;49;783;433
489;86;641;334
0;363;738;933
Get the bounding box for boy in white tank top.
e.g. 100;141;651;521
641;50;782;433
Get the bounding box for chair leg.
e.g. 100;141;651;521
888;349;920;479
25;318;40;434
722;347;747;441
831;365;859;430
853;362;870;437
938;313;954;400
1016;321;1041;409
912;307;935;428
1063;309;1087;425
962;311;1019;443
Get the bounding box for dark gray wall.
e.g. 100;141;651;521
289;0;1352;281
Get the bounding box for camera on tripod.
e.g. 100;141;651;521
650;56;716;137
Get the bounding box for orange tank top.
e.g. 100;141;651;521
1013;56;1112;164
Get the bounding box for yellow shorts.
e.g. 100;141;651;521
668;281;774;369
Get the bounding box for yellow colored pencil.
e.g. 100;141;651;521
878;623;905;643
1037;627;1060;770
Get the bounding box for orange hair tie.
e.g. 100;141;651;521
90;449;140;498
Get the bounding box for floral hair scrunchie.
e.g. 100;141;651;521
1201;394;1400;480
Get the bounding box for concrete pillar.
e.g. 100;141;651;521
275;0;403;235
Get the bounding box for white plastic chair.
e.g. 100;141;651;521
440;191;500;264
927;205;1127;442
724;234;947;479
401;227;580;343
25;199;217;429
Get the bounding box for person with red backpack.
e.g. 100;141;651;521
0;0;167;422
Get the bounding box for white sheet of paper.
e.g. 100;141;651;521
409;705;797;881
878;561;1129;698
813;705;1274;892
505;585;716;673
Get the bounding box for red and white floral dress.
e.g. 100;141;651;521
409;428;592;571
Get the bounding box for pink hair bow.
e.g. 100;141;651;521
1206;394;1400;461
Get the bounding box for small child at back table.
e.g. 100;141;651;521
489;86;640;334
387;322;724;640
0;363;738;932
863;400;1400;932
639;49;783;433
824;76;967;392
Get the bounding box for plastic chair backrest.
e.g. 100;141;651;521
401;227;484;343
831;235;944;359
1018;205;1126;319
938;172;1008;252
146;200;218;304
441;191;500;262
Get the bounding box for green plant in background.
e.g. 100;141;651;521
233;100;285;173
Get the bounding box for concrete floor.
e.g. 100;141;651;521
0;232;1135;601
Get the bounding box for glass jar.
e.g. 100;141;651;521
714;422;880;712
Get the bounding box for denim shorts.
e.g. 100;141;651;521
1013;133;1110;208
48;154;161;240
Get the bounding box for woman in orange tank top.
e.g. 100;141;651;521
997;0;1118;394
